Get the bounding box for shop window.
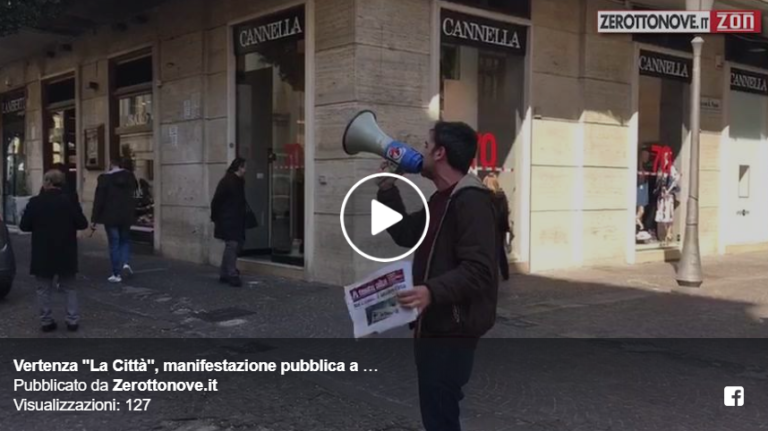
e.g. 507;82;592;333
42;77;76;187
440;8;527;261
234;5;306;266
110;52;155;244
636;51;691;249
2;90;28;225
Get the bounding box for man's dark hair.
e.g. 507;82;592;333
432;121;478;174
227;157;246;174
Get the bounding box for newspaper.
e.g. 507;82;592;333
344;262;418;338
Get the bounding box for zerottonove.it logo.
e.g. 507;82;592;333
724;386;745;406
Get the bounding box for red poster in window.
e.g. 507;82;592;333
284;143;303;169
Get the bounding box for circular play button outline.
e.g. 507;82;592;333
340;172;430;263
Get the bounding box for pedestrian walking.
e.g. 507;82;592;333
483;173;512;281
377;121;498;431
19;169;89;332
211;157;254;287
39;163;80;290
39;163;79;205
91;157;137;283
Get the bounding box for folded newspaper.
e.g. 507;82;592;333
344;262;418;338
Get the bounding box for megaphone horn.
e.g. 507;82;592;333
342;110;423;174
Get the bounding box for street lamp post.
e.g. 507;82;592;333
676;0;711;288
676;36;704;288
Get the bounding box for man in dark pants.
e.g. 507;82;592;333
20;169;89;332
377;121;498;431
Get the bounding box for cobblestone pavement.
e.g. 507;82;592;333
2;235;768;430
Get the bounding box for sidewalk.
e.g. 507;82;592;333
2;234;768;338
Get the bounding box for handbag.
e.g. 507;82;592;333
245;204;258;229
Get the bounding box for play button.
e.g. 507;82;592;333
340;172;430;263
370;199;403;236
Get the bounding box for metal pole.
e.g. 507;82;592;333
677;36;704;288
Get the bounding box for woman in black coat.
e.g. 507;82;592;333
20;169;89;332
211;158;248;287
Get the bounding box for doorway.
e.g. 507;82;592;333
43;77;77;192
234;5;306;267
2;91;28;225
636;67;690;250
728;89;768;244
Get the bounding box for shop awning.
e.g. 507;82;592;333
0;0;167;66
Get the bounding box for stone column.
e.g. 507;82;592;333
312;0;433;285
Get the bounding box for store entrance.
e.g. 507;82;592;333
43;77;77;197
2;91;28;225
728;89;768;244
636;51;691;250
234;6;306;267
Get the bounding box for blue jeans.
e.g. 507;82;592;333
106;226;131;276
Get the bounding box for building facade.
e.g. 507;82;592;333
0;0;766;286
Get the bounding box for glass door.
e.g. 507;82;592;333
234;6;306;266
2;113;27;225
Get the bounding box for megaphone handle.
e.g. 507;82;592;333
383;161;401;174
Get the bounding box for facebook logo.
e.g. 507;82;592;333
724;386;745;406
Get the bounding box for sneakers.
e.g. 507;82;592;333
41;321;57;333
122;264;134;278
108;275;122;283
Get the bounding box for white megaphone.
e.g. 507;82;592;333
342;110;423;174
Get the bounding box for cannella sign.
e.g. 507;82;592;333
638;50;692;83
441;10;527;55
234;6;304;55
731;68;768;96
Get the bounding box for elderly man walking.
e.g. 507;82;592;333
20;169;89;332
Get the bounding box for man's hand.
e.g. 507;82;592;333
375;161;398;190
397;285;432;313
90;223;97;231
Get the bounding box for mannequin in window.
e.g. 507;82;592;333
654;151;681;245
636;147;652;241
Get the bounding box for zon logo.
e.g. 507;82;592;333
713;11;760;33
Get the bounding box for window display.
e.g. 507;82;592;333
2;90;28;225
636;50;690;248
111;52;155;244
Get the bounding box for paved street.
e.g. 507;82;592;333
2;235;768;430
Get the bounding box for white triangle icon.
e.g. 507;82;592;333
371;199;403;236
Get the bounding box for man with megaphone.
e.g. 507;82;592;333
344;112;499;431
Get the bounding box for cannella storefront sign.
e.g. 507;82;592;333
234;6;304;55
731;68;768;96
441;9;527;55
639;50;692;83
